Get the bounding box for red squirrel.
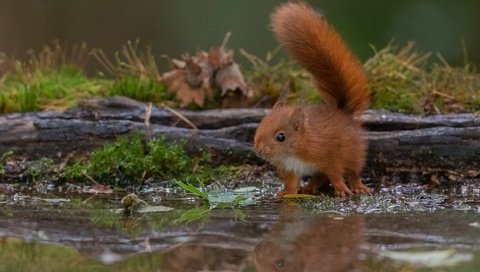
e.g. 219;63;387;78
254;3;372;197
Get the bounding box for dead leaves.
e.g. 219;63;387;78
162;62;214;108
162;32;251;108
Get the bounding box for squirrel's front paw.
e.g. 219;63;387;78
275;190;286;198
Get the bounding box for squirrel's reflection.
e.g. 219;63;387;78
253;214;366;272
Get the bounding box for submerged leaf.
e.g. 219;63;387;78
85;184;113;194
233;186;258;193
136;205;174;213
41;198;71;203
176;181;257;208
207;191;255;207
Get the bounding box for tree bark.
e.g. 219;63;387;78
1;97;479;174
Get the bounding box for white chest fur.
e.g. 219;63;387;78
282;156;319;176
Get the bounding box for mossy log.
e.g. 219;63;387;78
1;97;479;174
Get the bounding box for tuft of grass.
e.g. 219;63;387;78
106;75;171;103
0;42;106;113
92;40;176;105
91;39;161;81
425;57;480;113
240;47;318;106
243;42;480;114
176;180;210;201
365;41;480;114
64;133;240;187
364;42;430;113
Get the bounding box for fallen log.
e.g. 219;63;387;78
1;97;479;175
74;97;480;130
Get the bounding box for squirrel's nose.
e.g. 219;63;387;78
254;143;262;157
254;149;262;158
254;145;269;160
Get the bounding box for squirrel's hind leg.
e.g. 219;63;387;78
324;169;352;197
345;169;372;194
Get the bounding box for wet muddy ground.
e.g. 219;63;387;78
0;180;479;272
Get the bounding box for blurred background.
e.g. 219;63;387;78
0;0;479;73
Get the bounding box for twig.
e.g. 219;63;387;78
83;171;101;185
145;102;153;141
220;32;232;50
432;90;455;99
161;104;198;130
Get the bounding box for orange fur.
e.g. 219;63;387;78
271;2;369;115
254;3;371;196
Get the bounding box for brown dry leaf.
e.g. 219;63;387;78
185;54;209;88
162;32;251;108
208;47;234;70
171;58;186;69
162;69;213;107
208;48;223;70
85;184;113;194
215;63;252;108
215;63;249;96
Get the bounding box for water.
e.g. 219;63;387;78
0;182;479;271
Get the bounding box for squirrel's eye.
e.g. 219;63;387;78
276;132;286;142
275;259;285;269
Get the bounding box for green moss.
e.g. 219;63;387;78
64;133;239;187
27;158;56;183
0;151;13;177
0;64;106;113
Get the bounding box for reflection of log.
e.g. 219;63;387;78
1;97;479;173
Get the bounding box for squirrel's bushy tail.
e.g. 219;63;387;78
271;2;369;114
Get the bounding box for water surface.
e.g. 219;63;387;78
0;183;479;271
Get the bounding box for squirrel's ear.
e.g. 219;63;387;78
290;107;305;131
273;80;291;109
